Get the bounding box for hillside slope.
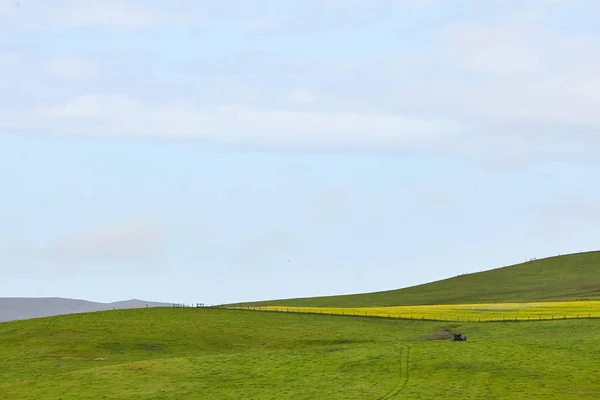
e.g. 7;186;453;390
246;251;600;307
1;308;599;399
0;297;172;322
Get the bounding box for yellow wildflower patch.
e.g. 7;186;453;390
227;301;600;322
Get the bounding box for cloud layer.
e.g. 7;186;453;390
2;0;600;162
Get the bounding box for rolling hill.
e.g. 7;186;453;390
0;297;172;322
1;308;598;399
2;252;600;399
243;251;600;307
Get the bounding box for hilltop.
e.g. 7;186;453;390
244;251;600;307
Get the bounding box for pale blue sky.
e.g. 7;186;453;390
1;1;600;304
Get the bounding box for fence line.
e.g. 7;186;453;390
172;303;209;308
216;305;600;323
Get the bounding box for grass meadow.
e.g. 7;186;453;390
1;307;599;399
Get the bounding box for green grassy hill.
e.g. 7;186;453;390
245;251;600;307
2;252;600;399
1;308;599;399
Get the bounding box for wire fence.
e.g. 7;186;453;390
218;305;600;323
172;303;208;308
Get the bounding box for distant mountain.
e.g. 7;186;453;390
0;297;172;322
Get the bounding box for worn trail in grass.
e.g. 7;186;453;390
236;300;600;322
1;308;599;399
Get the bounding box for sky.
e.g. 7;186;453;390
1;0;600;305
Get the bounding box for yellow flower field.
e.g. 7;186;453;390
227;301;600;322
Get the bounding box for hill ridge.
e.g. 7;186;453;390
0;297;172;323
244;251;600;307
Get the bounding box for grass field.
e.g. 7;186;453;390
2;251;599;398
1;308;599;399
243;251;600;307
233;300;600;322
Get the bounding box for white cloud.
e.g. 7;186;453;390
26;94;461;149
0;52;20;88
45;58;97;78
0;0;11;16
417;189;456;212
284;88;317;104
535;199;600;240
310;187;349;223
53;0;168;29
2;1;600;162
543;200;600;221
435;23;600;128
442;22;542;77
52;219;166;266
213;83;262;103
0;219;166;270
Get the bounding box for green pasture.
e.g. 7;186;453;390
1;308;598;399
